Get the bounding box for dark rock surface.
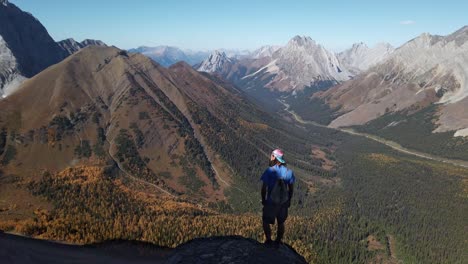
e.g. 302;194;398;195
0;232;308;264
165;236;308;264
58;38;107;56
0;0;66;77
0;232;169;264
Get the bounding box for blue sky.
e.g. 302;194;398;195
12;0;468;52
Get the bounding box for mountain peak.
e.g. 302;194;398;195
0;0;9;7
452;25;468;34
338;41;394;74
197;50;234;73
210;50;228;59
58;38;107;56
288;35;316;46
81;39;106;46
355;41;366;46
445;25;468;45
350;42;369;50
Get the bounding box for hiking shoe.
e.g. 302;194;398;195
273;240;283;247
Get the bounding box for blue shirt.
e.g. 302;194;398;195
260;165;295;203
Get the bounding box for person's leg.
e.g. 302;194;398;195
262;205;274;243
263;221;272;242
275;204;288;243
276;222;285;242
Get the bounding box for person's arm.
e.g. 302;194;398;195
288;183;294;201
261;182;267;205
287;170;295;207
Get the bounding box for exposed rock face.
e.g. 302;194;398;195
338;42;394;75
250;45;281;59
240;36;351;92
196;50;236;73
0;0;66;96
58;38;107;56
320;25;468;134
165;236;307;264
0;35;26;97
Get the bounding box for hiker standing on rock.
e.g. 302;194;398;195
260;149;295;245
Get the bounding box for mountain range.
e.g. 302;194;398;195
320;26;468;135
127;46;210;67
127;45;281;68
57;38;107;56
195;36;394;95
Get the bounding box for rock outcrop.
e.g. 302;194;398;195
165;236;307;264
57;38;107;56
0;233;308;264
0;0;66;96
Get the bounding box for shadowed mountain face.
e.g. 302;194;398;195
0;0;66;95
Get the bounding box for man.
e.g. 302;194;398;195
260;148;295;245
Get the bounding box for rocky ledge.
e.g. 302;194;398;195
165;236;307;264
0;232;307;264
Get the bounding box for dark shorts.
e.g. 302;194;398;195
262;203;288;225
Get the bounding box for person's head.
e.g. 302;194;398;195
269;149;286;166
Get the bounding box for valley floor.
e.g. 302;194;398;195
283;102;468;170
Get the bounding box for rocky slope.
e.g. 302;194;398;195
240;36;351;92
58;38;107;56
0;0;66;97
319;26;468;135
0;232;306;264
249;45;281;59
337;42;394;75
196;50;236;73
